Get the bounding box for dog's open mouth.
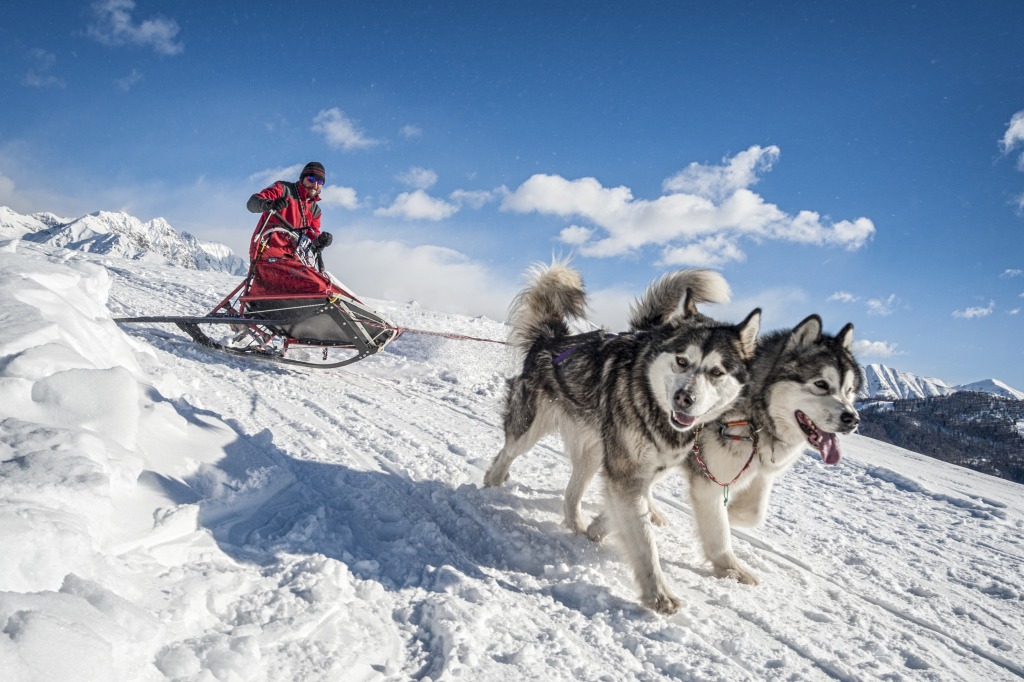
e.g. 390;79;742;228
795;410;841;465
671;412;697;430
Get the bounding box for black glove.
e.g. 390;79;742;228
316;232;333;249
267;196;288;213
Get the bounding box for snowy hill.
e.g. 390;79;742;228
1;240;1023;681
955;378;1024;401
3;205;246;275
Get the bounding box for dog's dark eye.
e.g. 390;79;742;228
676;357;689;369
710;367;725;378
814;380;829;391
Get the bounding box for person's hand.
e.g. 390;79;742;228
316;232;333;249
268;196;288;213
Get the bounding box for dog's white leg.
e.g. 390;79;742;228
688;477;760;585
605;476;682;615
563;435;602;533
727;475;773;528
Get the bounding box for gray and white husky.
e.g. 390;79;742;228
483;261;760;613
685;315;862;587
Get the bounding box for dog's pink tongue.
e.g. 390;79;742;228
674;412;696;427
819;432;841;465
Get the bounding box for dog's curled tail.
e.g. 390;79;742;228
629;269;731;331
507;260;587;351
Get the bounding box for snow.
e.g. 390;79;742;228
1;238;1023;681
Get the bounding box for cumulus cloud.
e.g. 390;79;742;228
952;300;995;319
400;124;423;139
853;339;903;359
662;145;780;202
312;108;379;151
86;0;183;56
558;225;594;246
374;190;458;221
318;185;360;210
1001;268;1023;278
501;145;875;266
23;49;65;88
398;167;438;190
828;291;859;303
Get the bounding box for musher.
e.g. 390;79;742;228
245;161;336;296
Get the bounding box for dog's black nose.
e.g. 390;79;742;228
841;411;860;428
675;389;694;409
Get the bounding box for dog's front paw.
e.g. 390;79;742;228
648;503;670;527
715;565;761;586
482;467;508;487
585;514;609;542
643;588;683;615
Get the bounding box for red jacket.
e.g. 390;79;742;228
247;181;322;261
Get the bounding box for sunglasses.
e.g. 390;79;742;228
304;175;325;187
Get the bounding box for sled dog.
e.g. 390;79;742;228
685;315;862;586
483;262;760;613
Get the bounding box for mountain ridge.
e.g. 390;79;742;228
1;205;246;275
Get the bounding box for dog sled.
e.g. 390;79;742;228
115;215;399;369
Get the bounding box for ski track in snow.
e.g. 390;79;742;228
2;241;1023;681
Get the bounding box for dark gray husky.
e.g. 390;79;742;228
685;315;862;587
483;261;760;613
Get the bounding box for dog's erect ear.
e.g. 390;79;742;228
736;308;761;359
681;287;699;319
786;314;822;352
837;322;854;353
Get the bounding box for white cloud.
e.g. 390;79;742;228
397;167;438;190
828;291;859;303
854;339;903;359
866;294;899;316
658;235;746;268
311;108;379;151
1009;308;1021;316
86;0;183;56
1001;110;1024;154
374;190;458;221
952;300;995;319
662;145;780;202
114;68;143;92
1001;268;1023;278
318;185;360;210
558;225;594;246
501;145;875;266
400;125;423;139
248;165;304;186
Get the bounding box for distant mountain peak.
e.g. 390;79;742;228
2;205;246;276
861;363;1022;401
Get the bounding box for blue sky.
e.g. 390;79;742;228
2;1;1023;388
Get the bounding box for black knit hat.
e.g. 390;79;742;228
301;161;326;183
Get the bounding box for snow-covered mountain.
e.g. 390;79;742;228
2;205;246;275
860;363;955;400
0;205;69;237
861;362;1021;401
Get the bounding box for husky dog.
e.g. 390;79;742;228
483;262;760;613
685;315;862;587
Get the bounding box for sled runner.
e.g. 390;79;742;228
115;214;399;369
